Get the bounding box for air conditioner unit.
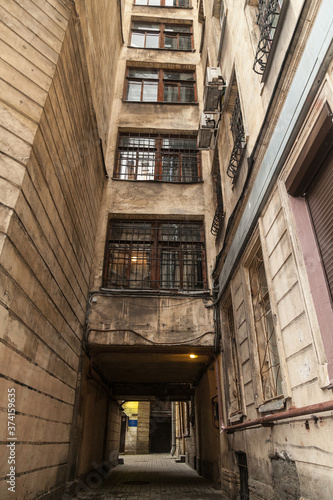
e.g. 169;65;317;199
206;67;223;85
197;111;219;149
204;67;227;112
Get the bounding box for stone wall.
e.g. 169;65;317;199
0;1;109;497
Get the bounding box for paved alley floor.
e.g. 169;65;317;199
72;453;223;500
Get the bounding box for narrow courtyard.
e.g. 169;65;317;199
72;454;222;500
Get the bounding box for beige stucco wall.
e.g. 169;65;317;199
0;1;113;497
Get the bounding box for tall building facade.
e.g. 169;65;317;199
0;0;333;499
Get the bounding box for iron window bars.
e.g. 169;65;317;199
253;0;283;75
130;22;193;51
125;68;197;103
249;246;283;401
103;220;207;291
134;0;190;7
114;133;202;183
210;161;224;236
227;303;243;417
227;92;246;179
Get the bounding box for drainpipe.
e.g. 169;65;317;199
170;402;176;456
223;400;333;433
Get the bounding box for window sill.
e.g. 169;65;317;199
128;46;196;53
133;5;193;9
111;177;203;184
258;397;285;414
122;100;199;105
229;412;244;424
100;287;211;298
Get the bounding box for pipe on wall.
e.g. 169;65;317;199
224;400;333;433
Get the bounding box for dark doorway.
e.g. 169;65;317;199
119;412;127;453
149;400;171;453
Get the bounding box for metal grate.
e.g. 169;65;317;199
249;247;282;401
211;159;224;236
103;220;207;290
227;93;245;179
253;0;282;75
114;133;201;183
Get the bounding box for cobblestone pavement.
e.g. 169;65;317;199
73;453;223;500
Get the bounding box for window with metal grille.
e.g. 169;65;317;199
134;0;190;7
226;303;243;417
249;246;283;401
210;154;224;236
253;0;283;75
227;92;246;179
114;133;201;182
103;220;207;290
130;22;193;51
124;68;197;103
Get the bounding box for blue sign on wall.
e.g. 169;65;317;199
128;419;138;427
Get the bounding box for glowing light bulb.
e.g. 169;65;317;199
189;354;198;359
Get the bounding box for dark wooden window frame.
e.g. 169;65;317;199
103;219;208;291
113;132;202;183
130;22;193;51
124;68;197;103
286;102;333;386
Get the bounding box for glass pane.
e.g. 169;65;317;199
160;223;181;242
179;35;192;51
165;25;191;33
137;152;155;180
146;33;159;48
129;248;151;289
135;0;148;4
148;0;161;5
164;36;178;50
142;81;158;101
132;23;160;31
128;69;158;79
178;0;189;7
127;81;142;101
182;155;198;181
165;0;177;5
162;137;196;150
164;84;178;102
180;84;195;102
162;155;180;181
112;222;152;241
131;33;145;48
160;251;180;289
118;152;137;180
183;251;203;289
119;135;156;149
107;246;130;287
164;71;194;81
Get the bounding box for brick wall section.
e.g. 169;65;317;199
0;2;106;498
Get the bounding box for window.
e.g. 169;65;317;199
253;0;283;75
134;0;190;7
225;302;243;417
237;452;250;500
248;246;282;401
125;68;197;103
130;22;193;51
103;220;207;290
226;91;246;179
114;133;201;182
210;154;224;236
